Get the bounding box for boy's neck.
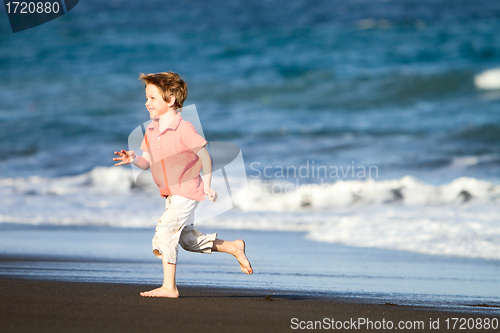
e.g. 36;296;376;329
157;110;178;132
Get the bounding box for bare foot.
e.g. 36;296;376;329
140;286;179;298
233;239;253;275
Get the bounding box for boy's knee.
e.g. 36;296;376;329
179;238;197;251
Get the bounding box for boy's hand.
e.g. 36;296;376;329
204;186;218;202
113;149;136;166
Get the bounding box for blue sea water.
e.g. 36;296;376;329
1;0;500;181
0;0;500;301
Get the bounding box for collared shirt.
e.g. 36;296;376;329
140;112;208;201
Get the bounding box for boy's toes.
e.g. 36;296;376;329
234;240;253;275
241;266;253;275
140;287;179;298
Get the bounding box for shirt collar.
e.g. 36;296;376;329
148;112;182;132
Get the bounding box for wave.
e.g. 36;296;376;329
198;69;476;111
240;175;500;211
0;167;499;260
474;68;500;90
448;124;500;144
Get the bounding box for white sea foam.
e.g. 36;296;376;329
474;68;500;90
0;166;499;260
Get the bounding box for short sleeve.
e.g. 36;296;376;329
140;136;149;152
181;121;207;154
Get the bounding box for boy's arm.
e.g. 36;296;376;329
113;150;150;170
137;152;151;170
196;147;218;202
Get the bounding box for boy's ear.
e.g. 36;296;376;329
167;95;176;107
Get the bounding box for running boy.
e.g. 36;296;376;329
113;72;252;298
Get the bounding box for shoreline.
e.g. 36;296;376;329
1;225;499;312
1;272;499;315
1;277;498;333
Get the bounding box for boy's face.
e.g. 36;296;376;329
145;84;173;119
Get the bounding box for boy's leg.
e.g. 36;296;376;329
179;225;253;275
141;195;194;298
140;255;179;298
211;239;253;275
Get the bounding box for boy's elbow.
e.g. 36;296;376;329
136;157;150;170
200;155;211;167
197;148;211;161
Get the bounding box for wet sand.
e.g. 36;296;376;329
0;277;496;333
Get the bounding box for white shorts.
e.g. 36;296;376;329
152;195;217;264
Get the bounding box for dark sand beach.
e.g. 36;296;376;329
1;226;499;333
1;277;497;333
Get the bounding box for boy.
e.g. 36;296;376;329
113;72;252;298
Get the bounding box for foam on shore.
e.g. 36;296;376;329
1;166;499;260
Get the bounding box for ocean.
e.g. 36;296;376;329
0;0;499;305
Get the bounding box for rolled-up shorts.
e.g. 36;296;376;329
152;195;217;264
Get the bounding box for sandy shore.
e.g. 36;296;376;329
0;277;496;333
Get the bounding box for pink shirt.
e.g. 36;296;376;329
140;112;208;201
